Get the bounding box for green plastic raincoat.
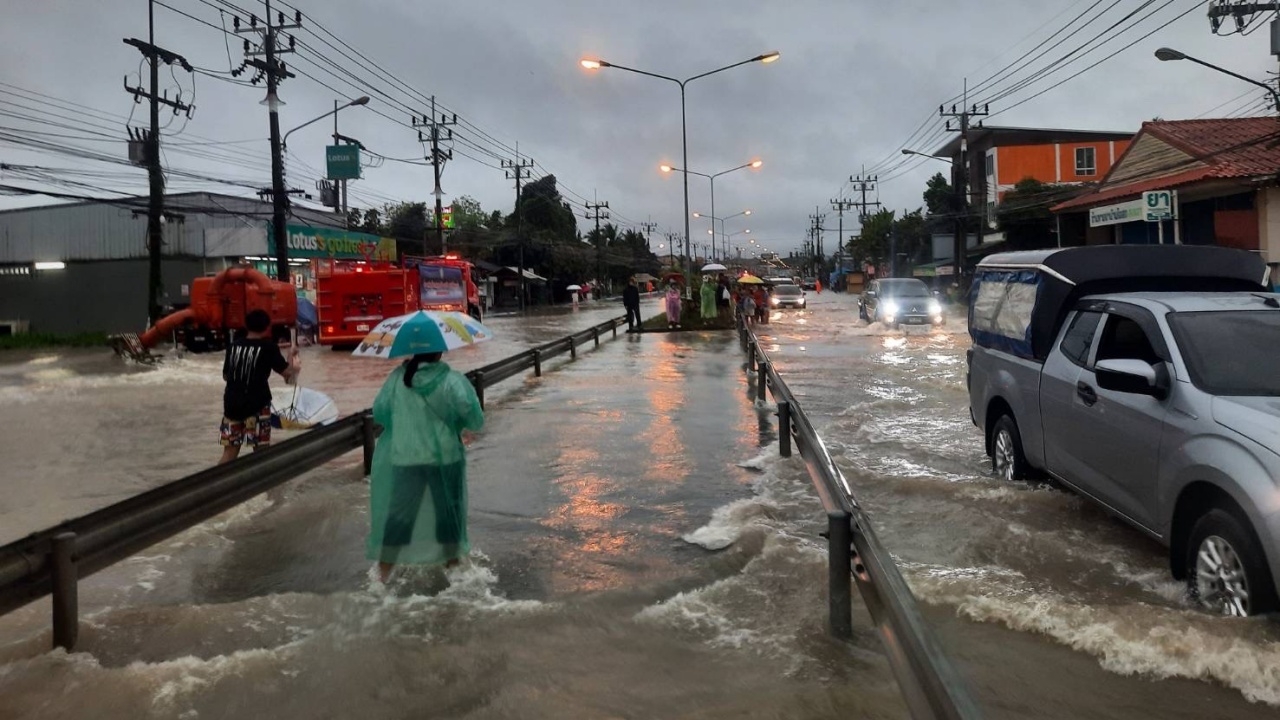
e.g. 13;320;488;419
700;280;717;319
367;360;484;566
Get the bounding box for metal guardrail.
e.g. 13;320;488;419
738;320;981;720
465;316;627;408
0;315;630;649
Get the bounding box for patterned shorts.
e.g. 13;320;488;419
220;407;273;448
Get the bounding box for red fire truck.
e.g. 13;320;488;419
314;259;416;347
403;255;483;320
314;255;482;348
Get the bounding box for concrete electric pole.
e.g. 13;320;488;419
412;97;457;256
123;0;193;325
502;151;534;311
940;82;988;287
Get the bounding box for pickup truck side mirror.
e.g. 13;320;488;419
1095;359;1169;399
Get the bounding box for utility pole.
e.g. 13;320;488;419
848;173;881;273
640;220;658;251
830;196;855;287
664;231;678;269
501;151;534;311
586;199;611;294
941;82;988;287
235;2;301;282
123;0;193;326
808;208;826;277
412;97;457;256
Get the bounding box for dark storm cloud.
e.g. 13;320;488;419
1;0;1271;255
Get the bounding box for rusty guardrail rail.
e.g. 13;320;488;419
0;315;629;649
739;319;980;720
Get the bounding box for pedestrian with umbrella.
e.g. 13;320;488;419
354;310;490;583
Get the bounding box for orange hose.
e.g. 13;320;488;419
138;308;196;349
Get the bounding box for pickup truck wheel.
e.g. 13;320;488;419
1186;509;1278;617
991;415;1028;482
858;303;868;322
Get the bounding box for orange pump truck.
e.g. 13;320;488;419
111;265;297;360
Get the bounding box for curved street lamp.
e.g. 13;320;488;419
901;148;950;163
583;53;779;288
1155;47;1280;112
273;95;370;281
667;160;761;259
282;96;371;149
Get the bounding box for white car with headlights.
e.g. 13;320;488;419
771;284;807;309
858;278;944;328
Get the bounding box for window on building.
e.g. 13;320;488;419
1075;147;1096;177
985;153;994;176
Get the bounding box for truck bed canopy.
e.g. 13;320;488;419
969;246;1267;361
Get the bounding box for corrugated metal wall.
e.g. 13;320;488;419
0;193;345;263
0;259;207;334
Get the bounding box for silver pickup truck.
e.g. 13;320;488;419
967;246;1280;616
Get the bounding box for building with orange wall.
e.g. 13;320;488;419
933;126;1134;231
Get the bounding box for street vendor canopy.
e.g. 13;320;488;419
970;245;1267;361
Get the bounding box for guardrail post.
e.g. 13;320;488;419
612;321;618;338
533;349;542;377
361;414;376;477
827;511;854;640
51;532;78;651
747;342;756;374
592;328;600;348
757;361;769;403
569;338;577;360
473;371;486;410
777;401;792;458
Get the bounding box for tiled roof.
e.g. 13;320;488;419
1053;117;1280;212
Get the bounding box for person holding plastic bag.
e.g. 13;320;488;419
368;351;484;582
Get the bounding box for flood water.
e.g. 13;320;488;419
0;293;1278;719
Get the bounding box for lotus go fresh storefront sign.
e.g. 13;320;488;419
268;225;397;261
1089;199;1145;227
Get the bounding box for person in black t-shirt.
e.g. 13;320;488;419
219;309;300;465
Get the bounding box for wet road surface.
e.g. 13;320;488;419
1;292;1278;718
754;291;1280;718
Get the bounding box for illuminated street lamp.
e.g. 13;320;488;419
665;161;761;260
582;53;779;288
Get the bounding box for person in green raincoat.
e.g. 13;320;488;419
369;351;484;582
699;276;717;320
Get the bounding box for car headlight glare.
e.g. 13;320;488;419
883;300;899;316
928;299;942;315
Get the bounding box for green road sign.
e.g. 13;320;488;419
326;145;361;180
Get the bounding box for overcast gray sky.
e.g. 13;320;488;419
1;0;1273;256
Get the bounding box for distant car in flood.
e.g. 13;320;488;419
770;284;807;309
859;278;944;328
800;277;818;290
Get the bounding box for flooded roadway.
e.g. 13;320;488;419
1;292;1278;718
755;291;1280;718
0;296;909;719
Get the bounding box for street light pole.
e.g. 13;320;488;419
276;96;370;280
1155;47;1280;112
582;52;779;294
663;160;760;262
